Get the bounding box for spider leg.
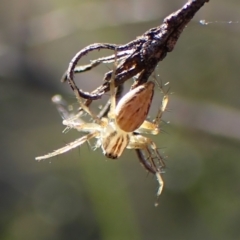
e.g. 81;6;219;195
106;50;147;119
108;50;118;120
62;121;103;133
64;65;103;124
152;95;169;126
97;84;124;119
129;136;165;171
127;134;165;197
152;78;170;125
52;85;124;128
51;94;74;120
135;84;169;135
50;95;105;134
51;94;87;134
135;149;156;174
35;132;99;161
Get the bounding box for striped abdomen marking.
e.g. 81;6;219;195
102;131;130;159
115;81;155;132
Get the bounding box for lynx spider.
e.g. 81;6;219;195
36;53;169;197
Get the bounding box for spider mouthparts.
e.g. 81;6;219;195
104;152;119;159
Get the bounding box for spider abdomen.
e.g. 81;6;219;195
115;81;155;132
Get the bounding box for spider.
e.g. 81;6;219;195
36;60;169;197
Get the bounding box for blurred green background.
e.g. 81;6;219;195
1;0;240;239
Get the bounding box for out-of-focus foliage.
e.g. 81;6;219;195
1;0;240;240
